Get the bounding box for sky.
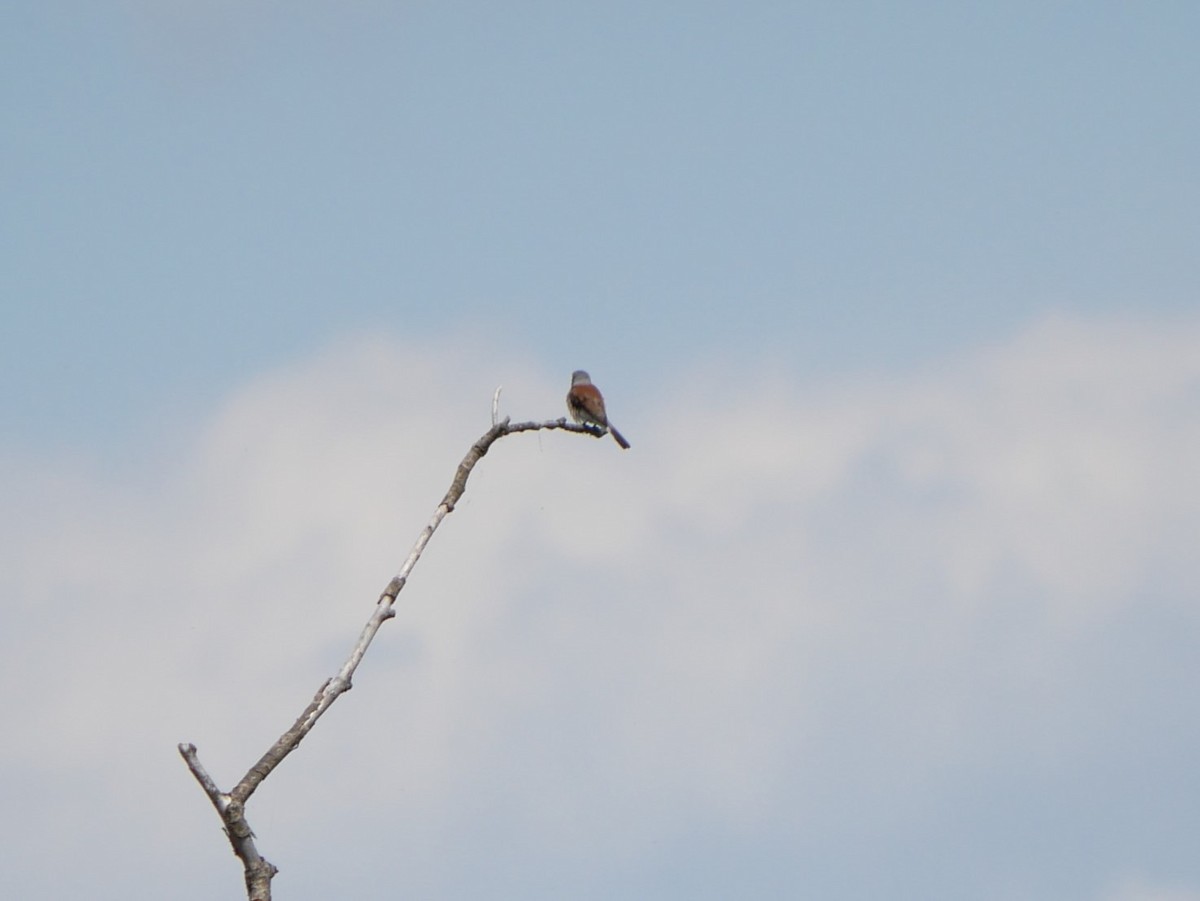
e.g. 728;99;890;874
1;2;1199;899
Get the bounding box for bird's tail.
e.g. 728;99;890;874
609;425;631;450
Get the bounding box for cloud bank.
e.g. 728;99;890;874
1;314;1197;900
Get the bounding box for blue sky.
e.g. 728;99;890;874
5;2;1196;449
2;3;1199;900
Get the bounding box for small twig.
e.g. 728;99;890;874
180;414;607;899
491;385;503;426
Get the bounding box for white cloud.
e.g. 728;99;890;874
1;314;1198;899
1102;877;1200;901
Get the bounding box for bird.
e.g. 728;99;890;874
566;370;630;449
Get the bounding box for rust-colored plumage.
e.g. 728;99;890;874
566;370;630;449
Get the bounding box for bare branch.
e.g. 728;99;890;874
179;743;277;901
179;414;607;898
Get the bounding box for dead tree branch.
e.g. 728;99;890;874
179;413;607;900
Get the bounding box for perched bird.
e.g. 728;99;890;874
566;370;630;449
